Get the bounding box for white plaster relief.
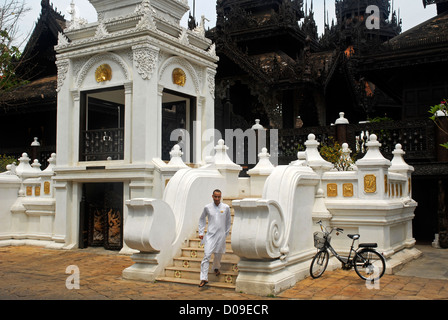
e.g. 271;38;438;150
133;44;159;80
56;60;69;92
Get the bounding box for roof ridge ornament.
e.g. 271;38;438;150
135;0;157;15
66;0;88;31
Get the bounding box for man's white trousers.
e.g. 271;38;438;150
200;252;223;281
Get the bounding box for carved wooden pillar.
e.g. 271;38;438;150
435;114;448;248
438;179;448;248
335;112;349;145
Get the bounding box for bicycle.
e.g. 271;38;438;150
310;220;386;282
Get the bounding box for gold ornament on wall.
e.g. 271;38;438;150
95;64;112;83
343;183;354;197
44;181;51;195
364;174;377;193
172;68;186;87
327;183;338;197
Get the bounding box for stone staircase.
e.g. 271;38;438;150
157;199;240;289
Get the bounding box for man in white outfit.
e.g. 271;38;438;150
198;189;231;287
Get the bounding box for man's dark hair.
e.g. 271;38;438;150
213;189;222;194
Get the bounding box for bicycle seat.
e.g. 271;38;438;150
359;243;378;248
347;234;360;240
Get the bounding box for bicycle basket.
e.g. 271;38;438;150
313;232;330;249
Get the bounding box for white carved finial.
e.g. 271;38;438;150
207;43;216;56
356;134;390;167
390;143;413;173
167;145;188;168
31;137;40;147
2;162;16;176
57;32;69;47
66;0;88;31
178;28;189;45
248;147;275;175
335;112;349;125
214;140;241;169
43;153;57;173
305;133;333;171
95;23;109;38
136;0;157;15
251;119;264;130
31;159;42;172
193;15;209;37
15;153;34;178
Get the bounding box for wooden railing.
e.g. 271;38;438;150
81;128;124;162
277;118;437;164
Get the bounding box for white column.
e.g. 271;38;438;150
55;59;73;167
71;90;81;165
52;181;70;246
124;82;133;163
131;43;160;164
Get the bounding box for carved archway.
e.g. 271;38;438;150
76;52;131;88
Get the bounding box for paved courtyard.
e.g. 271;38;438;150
0;244;447;302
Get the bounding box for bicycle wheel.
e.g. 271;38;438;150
310;250;329;279
354;249;386;282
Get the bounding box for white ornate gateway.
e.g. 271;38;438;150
51;0;217;251
0;0;217;251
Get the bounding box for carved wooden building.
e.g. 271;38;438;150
207;0;448;245
357;0;448;244
207;0;403;135
0;0;64;166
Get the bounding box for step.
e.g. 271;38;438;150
164;266;238;283
172;256;239;270
157;276;237;289
188;238;233;251
195;229;233;238
181;246;235;259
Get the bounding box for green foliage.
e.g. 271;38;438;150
319;138;357;171
0;28;24;91
367;116;393;123
429;99;448;121
0;154;16;172
429;99;448;149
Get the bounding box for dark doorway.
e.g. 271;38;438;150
162;89;196;162
79;182;124;250
412;177;439;243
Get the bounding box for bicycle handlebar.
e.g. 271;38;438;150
316;220;344;235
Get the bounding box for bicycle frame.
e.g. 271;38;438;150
325;237;358;268
317;221;361;268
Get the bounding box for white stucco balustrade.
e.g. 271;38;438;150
0;153;58;248
230;133;420;296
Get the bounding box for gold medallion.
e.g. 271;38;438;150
95;64;112;83
172;68;186;86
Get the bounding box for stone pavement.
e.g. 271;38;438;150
0;245;447;301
